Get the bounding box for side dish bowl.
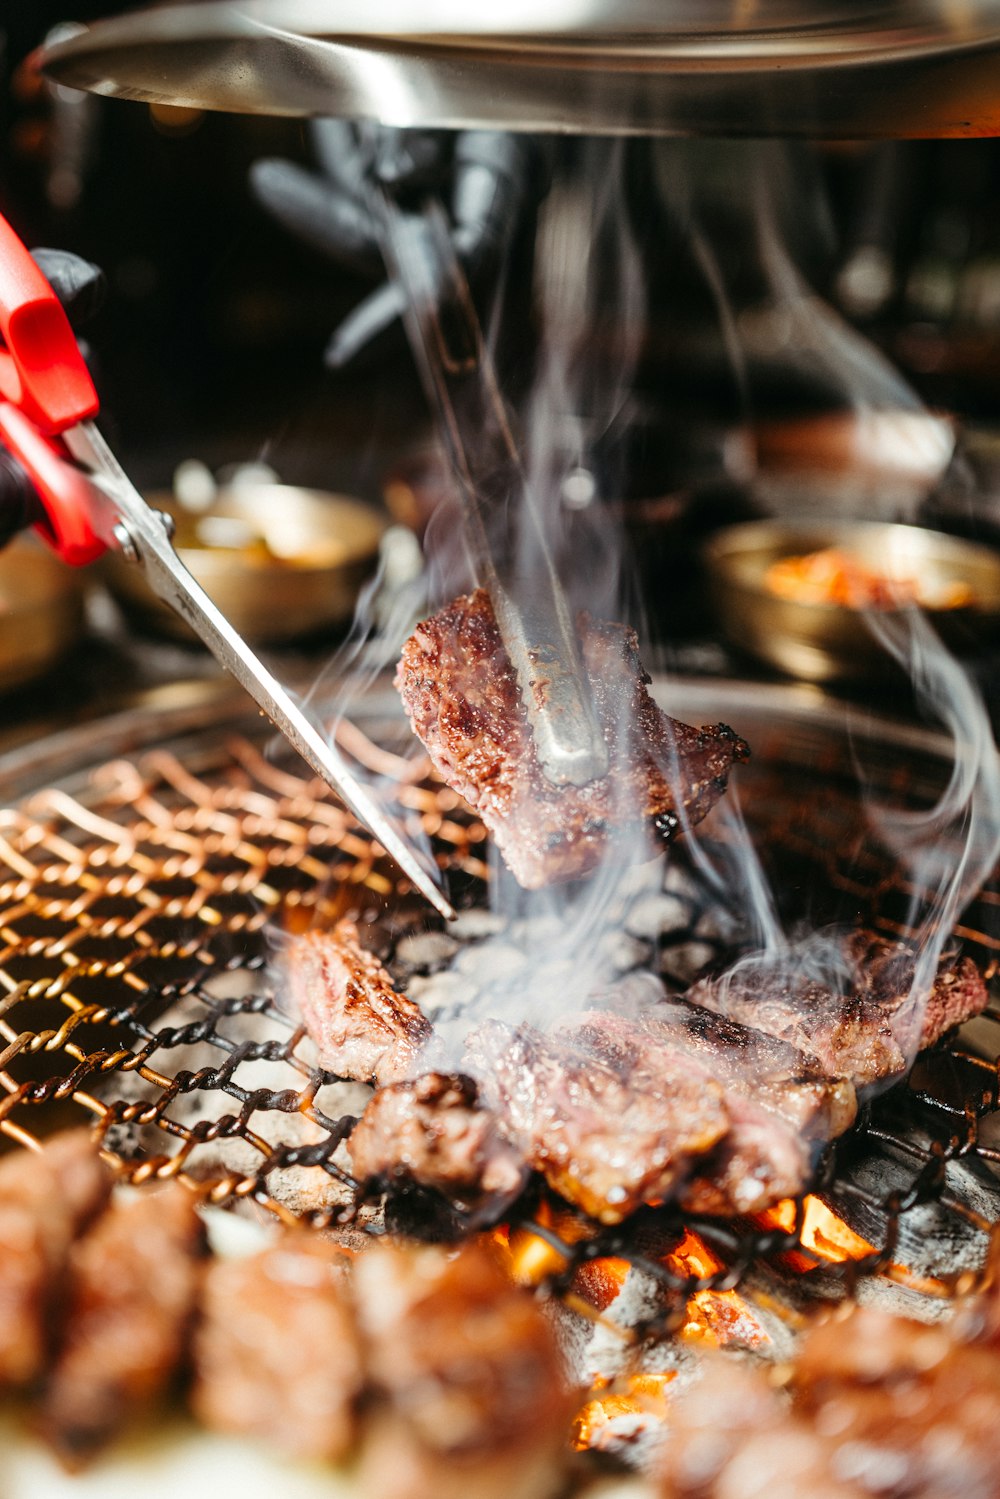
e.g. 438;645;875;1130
704;519;1000;683
103;483;385;645
0;540;83;694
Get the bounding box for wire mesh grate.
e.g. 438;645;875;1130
0;705;997;1312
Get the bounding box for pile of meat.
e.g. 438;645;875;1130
0;1130;572;1498
287;922;987;1225
395;589;749;888
658;1283;1000;1499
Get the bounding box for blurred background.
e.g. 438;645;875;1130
4;3;1000;726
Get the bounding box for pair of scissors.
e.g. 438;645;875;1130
0;210;454;921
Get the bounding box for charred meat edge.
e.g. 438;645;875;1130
395;588;749;889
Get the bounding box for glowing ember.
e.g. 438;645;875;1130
496;1202;598;1288
572;1372;676;1453
664;1226;723;1279
663;1227;768;1348
756;1196;878;1268
682;1289;769;1348
504;1226;570;1287
572;1255;631;1312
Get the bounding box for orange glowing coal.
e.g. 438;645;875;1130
572;1372;676;1452
664;1226;724;1278
496;1200;607;1290
663;1227;769;1349
682;1289;770;1348
755;1195;878;1269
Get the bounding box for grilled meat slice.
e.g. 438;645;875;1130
0;1131;112;1389
656;1359;865;1499
564;1007;856;1217
42;1182;204;1467
348;1072;525;1205
192;1234;363;1463
792;1305;1000;1499
354;1240;574;1499
285;921;432;1085
466;1018;730;1224
396;588;749;889
687;933;988;1090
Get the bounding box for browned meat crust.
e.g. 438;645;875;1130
395;589;749;888
687;933;988;1089
42;1183;204;1467
659;1292;1000;1499
354;1240;575;1499
347;1072;525;1204
568;1007;856;1218
192;1235;363;1463
285;921;431;1084
466;1018;730;1224
0;1131;112;1389
792;1305;1000;1499
656;1360;865;1499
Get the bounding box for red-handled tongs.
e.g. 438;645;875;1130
0;211;454;921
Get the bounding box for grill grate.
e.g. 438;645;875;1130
0;697;998;1317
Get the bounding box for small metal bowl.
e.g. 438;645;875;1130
704;519;1000;683
103;483;385;645
0;539;83;694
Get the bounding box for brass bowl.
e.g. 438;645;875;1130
0;539;83;694
103;484;386;645
704;519;1000;683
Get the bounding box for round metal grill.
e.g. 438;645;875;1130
0;682;997;1320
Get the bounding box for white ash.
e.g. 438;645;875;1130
658;941;716;986
394;930;461;972
693;906;746;944
662;859;706;902
406;969;478;1023
450;907;509;941
453;940;530;983
853;1275;955;1324
826;1144;1000;1285
607;856;669;903
507;912;577;950
313;1078;373;1120
625;893;691;942
96;981;357;1218
579;1264;670;1385
597;931;654;973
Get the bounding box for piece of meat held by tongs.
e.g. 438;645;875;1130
374;190;748;886
377;191;749;881
372;184;611;791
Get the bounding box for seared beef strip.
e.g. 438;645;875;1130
396;589;749;888
42;1182;204;1467
466;1018;730;1224
285;920;431;1084
347;1072;525;1204
687;933;988;1089
192;1234;362;1463
0;1131;112;1389
354;1240;575;1499
567;1007;856;1218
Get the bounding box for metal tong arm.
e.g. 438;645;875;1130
372;189;609;789
60;422;454;921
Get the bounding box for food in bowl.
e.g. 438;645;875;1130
764;545;975;612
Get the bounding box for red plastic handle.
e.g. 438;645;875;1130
0;213;98;436
0;402;105;566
